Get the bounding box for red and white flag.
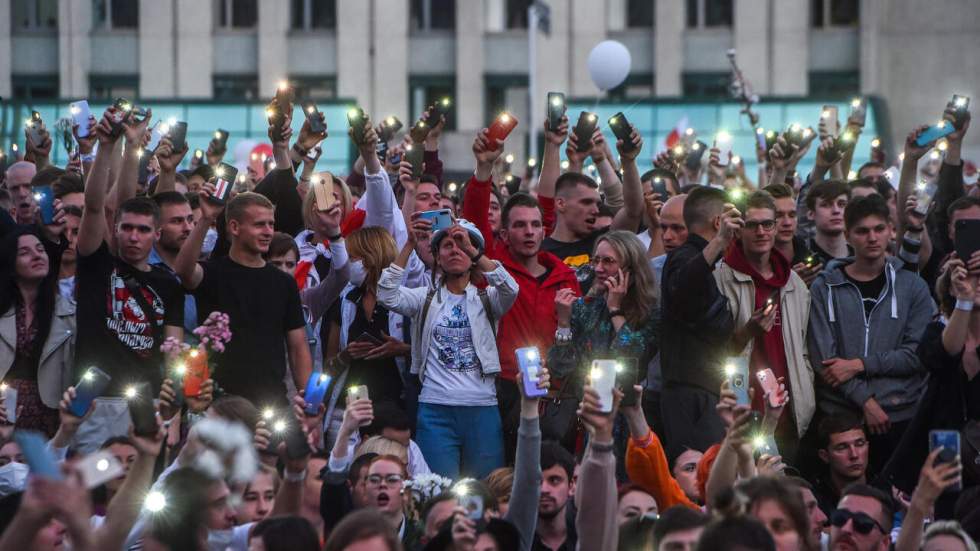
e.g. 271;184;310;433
663;116;690;152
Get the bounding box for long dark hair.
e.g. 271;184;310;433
0;228;58;362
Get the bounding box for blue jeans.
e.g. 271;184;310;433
416;403;504;480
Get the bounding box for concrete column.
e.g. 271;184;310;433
654;0;683;95
733;0;770;94
336;0;371;110
0;0;11;98
485;0;504;32
455;0;484;130
770;0;808;95
58;0;91;98
373;0;408;119
139;0;175;98
607;0;626;32
859;0;882;95
258;0;289;97
175;0;213;98
570;0;605;95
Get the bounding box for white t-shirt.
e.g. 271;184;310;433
419;292;496;406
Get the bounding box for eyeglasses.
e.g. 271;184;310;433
743;219;776;231
830;509;887;535
366;474;404;486
591;255;619;267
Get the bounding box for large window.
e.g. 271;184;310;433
94;0;139;29
213;75;259;100
506;0;532;29
217;0;258;29
411;0;455;30
686;0;732;28
808;71;859;98
12;0;58;30
485;75;528;128
290;0;335;30
682;72;729;98
90;75;139;100
811;0;859;27
410;77;456;131
12;75;59;100
291;77;338;101
627;0;654;28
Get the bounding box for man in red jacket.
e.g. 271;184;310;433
463;130;582;460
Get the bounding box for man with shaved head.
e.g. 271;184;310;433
4;161;37;224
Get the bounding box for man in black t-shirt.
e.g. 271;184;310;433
73;107;184;452
175;191;311;409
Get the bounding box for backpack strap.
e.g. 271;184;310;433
478;288;497;339
418;287;438;335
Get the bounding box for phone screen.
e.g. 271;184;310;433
547;92;566;131
574;112;598;153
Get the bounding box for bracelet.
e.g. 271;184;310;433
284;469;307;482
325;232;342;242
955;299;974;312
80;153;95;162
590;440;615;453
608;308;624;318
470;252;484;264
554;327;572;344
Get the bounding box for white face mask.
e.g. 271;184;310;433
349;260;367;287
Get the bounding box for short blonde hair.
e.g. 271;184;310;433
354;435;408;465
484;467;514;504
226;192;274;224
346;226;397;293
302;172;352;231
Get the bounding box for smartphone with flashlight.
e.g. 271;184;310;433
617;357;640;407
347;385;369;403
145;121;167;154
25;111;45;146
686;141;708;170
405;143;425;179
70;101;92;137
312;174;335;212
849;98;867;127
213;129;230;151
109;98;132;136
379;116;403;142
348;107;368;145
573;112;599;153
516;347;548;398
608;112;636;152
913;181;934;217
34;185;56;225
193;149;204;161
14;431;63;480
77;449;125;489
834;130;856;156
267;101;287;141
547;92;566;131
210;163;238;205
756;368;782;408
70;367;112;417
714;132;733;166
486;112;518;150
303;372;331;416
301;102;327;135
167;122;188;153
916;120;956;147
459;492;484;522
821;105;840;138
127;383;158;437
410;117;432;144
419;209;453;233
184;353;208;398
590;360;619;413
431;97;452;123
651;177;669;200
951;94;970;128
1;384;17;424
753;434;779;461
763;289;779;316
929;430;961;492
274;82;295;108
725;357;751;406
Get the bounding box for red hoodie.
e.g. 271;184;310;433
723;242;791;413
463;176;581;380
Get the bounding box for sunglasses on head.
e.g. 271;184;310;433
830;508;886;535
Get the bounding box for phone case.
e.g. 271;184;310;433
312;175;335;211
285;422;310;460
70;367;112;417
834;130;856;155
77;449;125;489
951;95;970;128
617;358;640;407
410;118;432;144
348;107;368;145
954;219;980;262
14;431;63;480
652;177;669;199
167;122;188;152
128;382;158;436
547;92;566;131
25;115;45;147
573;112;598;153
34;185;55;225
432;97;452;122
929;430;962;491
304;372;331;416
913;182;934;217
347;385;369;403
608;112;635;152
916;120;955;147
109;98;131;137
70;101;92;137
821;105;840;137
214;129;230;149
726;357;751;406
2;385;17;423
686;141;708;169
590;360;618;413
405;144;425;179
302;102;327;134
849;98;867;127
211;163;238;204
516;347;548;398
756;368;780;407
184;350;208;397
459;494;484;521
486;112;518;150
419;209;453;233
379;116;403;142
715;132;733;166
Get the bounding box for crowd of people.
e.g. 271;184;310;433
0;86;977;551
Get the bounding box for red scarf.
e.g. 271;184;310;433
723;242;791;413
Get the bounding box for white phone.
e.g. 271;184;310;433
69;101;92;138
76;450;125;489
714;131;732;167
589;360;619;413
821;105;840;138
0;384;16;423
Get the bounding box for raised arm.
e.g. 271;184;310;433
537;116;569;199
174;184;223;290
505;369;548;551
463;129;505;249
610;124;644;232
152;137;188;195
107;109;152;213
77;108;122;257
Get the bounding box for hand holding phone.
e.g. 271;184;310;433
486;112;518;150
725;358;751;406
69;367;112;417
516;347;548;398
14;431;63;480
589;360;619;413
418;209;453;233
312;174;336;211
303;372;331;416
126;383;158;437
547;92;566;132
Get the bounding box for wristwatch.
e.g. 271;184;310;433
554;327;572;344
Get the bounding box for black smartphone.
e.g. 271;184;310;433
274;82;295;108
110;97;132;137
127;383;158;437
608;112;635;152
955;219;980;262
547;92;566;131
951;94;971;129
431;97;452;123
834;130;855;156
763;288;780;315
410;117;432;144
573;112;598;153
685;141;708;170
210;162;238;204
285;422;310;460
379;116;403;142
25;111;45;146
302;101;327;134
405;144;424;179
617;358;640;407
354;332;383;346
167;122;188;152
213;129;230;151
266;101;287;141
651;177;669;199
347;107;368;145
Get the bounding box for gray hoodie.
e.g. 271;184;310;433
807;256;936;422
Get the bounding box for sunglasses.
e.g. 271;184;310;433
830;508;886;535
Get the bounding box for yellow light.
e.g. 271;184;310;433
588;114;596;122
851;98;862;108
0;383;6;392
214;131;222;138
614;363;623;373
273;420;286;432
821;109;832;119
790;123;802;132
685;128;694;136
673;145;685;156
551;96;562;106
955;96;968;107
691;143;701;151
348;108;360;118
418;121;426;129
96;458;110;472
560;160;570;170
732;155;742;165
525;348;538;361
319;374;328;383
730;189;744;201
755;127;764;135
251;153;258;161
83;370;95;381
505;174;514;182
841;132;853;143
500;113;510;123
440;97;451;107
448;182;458;192
766;130;776;139
753;435;767;450
278;80;289;90
262;408;275;420
938;140;949;152
590;367;602;380
938;120;947;129
189;349;199;358
930;150;941;160
33;192;42;201
167;117;177;126
802;128;814;138
138;148;145;159
160;123;171;134
505;154;515;164
405;144;413;152
306;106;315;114
269;161;277;169
24;118;32;126
265;109;276;119
724;363;735;376
527;158;537;167
174;363;186;376
916;181;927;191
214;166;224;177
70;105;80;115
11;144;17;152
237;174;246;183
194;150;202;159
144;491;166;513
124;386;138;399
847;170;857;180
899;152;906;162
654;177;662;184
871;137;881;148
385;116;396;125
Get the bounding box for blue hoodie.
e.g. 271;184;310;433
807;256;936;422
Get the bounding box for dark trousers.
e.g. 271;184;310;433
496;378;522;466
660;383;727;452
868;419;911;478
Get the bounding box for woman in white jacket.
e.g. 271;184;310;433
377;217;518;479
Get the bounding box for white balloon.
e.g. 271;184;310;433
232;139;258;166
587;40;632;91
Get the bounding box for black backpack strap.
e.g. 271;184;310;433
478;288;497;339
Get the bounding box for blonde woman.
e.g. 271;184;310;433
294;171;353;290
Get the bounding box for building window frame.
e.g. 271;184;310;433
290;0;336;31
93;0;139;30
409;75;457;131
686;0;733;28
213;74;260;100
811;0;859;28
217;0;258;29
11;0;58;31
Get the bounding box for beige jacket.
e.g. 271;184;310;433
0;296;76;408
714;262;816;436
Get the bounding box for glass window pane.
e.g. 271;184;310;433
686;0;698;27
311;0;335;28
290;0;304;29
682;73;729;98
213;75;259;100
627;0;654;28
430;0;455;29
704;0;732;26
811;0;824;27
232;0;257;27
111;0;139;28
830;0;858;25
506;0;531;29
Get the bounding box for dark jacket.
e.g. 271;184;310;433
660;234;735;393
